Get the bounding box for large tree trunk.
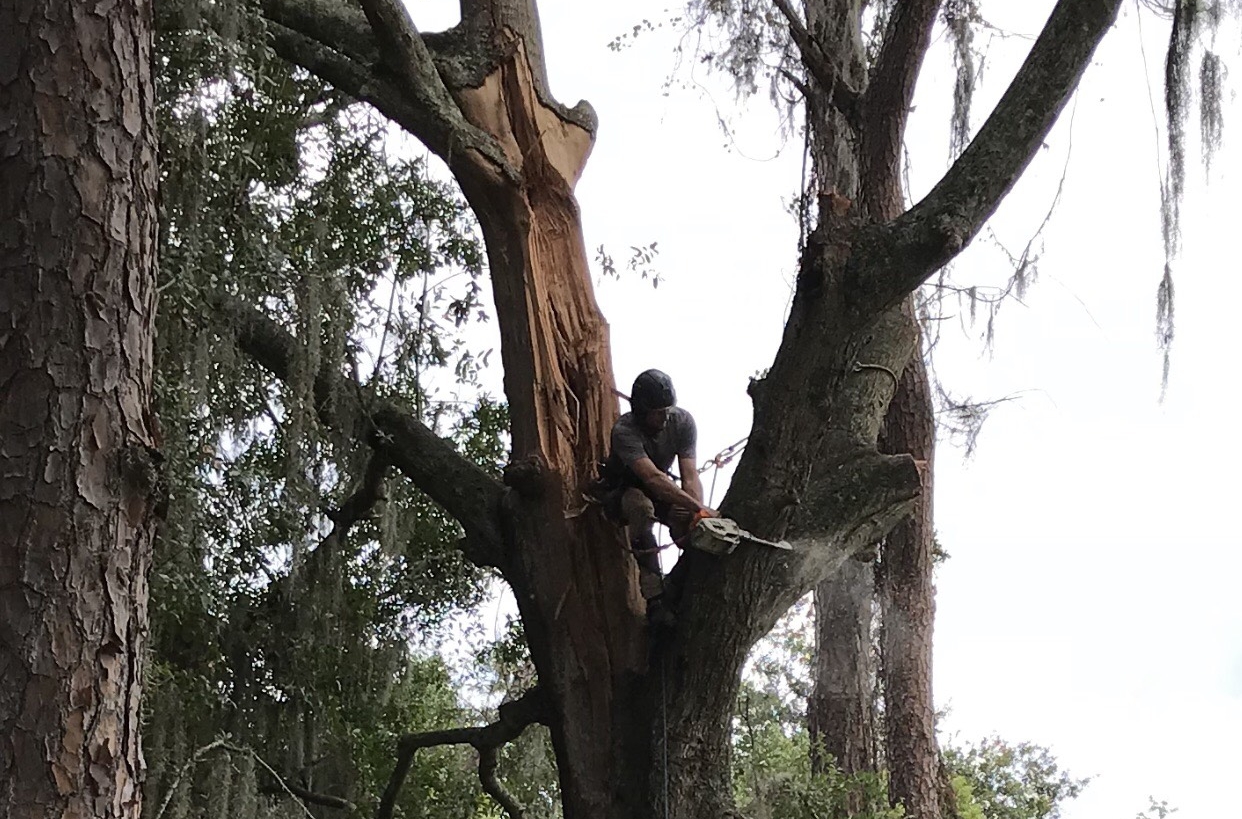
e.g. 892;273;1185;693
0;1;160;817
801;0;881;792
878;353;945;819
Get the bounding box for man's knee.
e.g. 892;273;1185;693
638;566;665;600
620;488;655;528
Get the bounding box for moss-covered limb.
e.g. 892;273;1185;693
213;293;506;567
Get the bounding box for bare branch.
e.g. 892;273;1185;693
225;742;345;817
771;0;862;123
153;739;231;819
377;687;549;819
273;781;357;813
853;0;1123;316
211;294;506;567
479;746;525;819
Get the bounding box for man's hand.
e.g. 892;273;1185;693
693;507;721;524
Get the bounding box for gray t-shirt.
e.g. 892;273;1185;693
604;408;697;487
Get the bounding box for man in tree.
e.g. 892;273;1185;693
598;370;716;622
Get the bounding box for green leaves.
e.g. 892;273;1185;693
146;4;508;816
944;737;1090;819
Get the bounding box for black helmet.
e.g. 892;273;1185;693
631;369;676;414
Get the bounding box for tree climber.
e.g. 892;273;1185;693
597;369;718;623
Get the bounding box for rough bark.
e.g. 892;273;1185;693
214;0;1127;817
798;0;880;792
857;3;943;815
0;1;160;817
878;354;940;819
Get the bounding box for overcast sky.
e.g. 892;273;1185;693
416;1;1242;816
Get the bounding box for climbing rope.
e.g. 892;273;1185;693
661;654;669;819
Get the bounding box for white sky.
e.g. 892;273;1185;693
416;1;1242;816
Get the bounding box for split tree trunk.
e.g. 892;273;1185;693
441;16;652;819
0;2;160;817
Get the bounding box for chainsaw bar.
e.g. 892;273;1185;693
689;516;792;556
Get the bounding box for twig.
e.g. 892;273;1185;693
225;743;323;819
153;738;230;819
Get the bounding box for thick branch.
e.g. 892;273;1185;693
790;450;922;560
326;451;389;527
860;0;941;216
854;0;1122;316
357;0;456;107
212;294;505;567
258;0;492;90
772;0;861;123
377;687;549;819
479;746;525;819
259;0;376;64
262;18;517;182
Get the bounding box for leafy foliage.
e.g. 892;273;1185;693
944;738;1090;819
146;2;507;815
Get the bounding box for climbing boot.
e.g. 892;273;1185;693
646;594;676;628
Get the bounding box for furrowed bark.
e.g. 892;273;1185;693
878;353;943;819
0;1;160;817
213;295;507;566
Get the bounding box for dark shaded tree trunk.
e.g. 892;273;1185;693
802;0;880;793
0;1;160;817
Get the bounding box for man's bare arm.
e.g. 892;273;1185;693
679;456;705;505
630;457;708;514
